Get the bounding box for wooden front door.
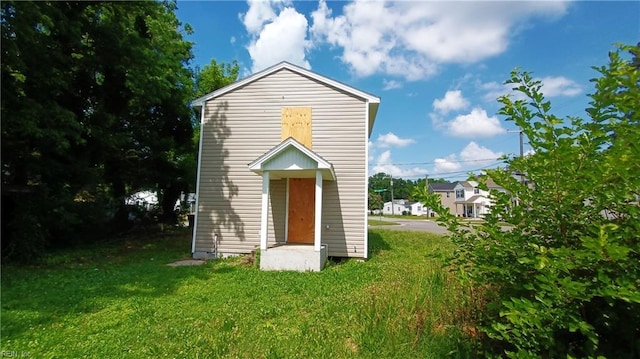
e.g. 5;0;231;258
287;178;315;244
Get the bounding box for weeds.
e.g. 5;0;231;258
1;228;474;358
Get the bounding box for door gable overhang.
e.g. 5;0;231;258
248;137;336;181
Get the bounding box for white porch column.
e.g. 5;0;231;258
314;170;323;252
260;171;270;250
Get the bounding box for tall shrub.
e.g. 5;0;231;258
414;44;639;358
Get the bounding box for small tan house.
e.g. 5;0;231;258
428;182;457;216
190;62;380;271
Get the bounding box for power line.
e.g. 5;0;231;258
368;157;505;167
369;161;505;179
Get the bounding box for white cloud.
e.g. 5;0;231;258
372;150;428;178
311;0;569;80
432;142;502;175
376;132;415;148
540;76;582;97
433;155;462;174
479;81;511;102
480;75;582;102
460;141;503;166
448;108;506;138
433;90;469;114
241;0;278;34
242;1;311;73
367;140;374;161
382;79;402;90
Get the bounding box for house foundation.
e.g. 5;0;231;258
260;244;328;272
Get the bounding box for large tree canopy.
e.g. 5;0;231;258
1;1;196;259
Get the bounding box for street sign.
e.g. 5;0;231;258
373;188;387;193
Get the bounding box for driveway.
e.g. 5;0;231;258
369;216;449;235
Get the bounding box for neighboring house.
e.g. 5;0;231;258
454;181;487;218
453;179;506;218
409;202;428;216
427;182;458;216
177;192;197;213
512;171;535;189
125;190;158;211
190;62;380;271
382;199;410;215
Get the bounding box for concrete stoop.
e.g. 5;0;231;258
259;244;328;272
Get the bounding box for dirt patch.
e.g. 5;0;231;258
167;259;205;267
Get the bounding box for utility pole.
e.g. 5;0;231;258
390;176;394;216
508;129;525;183
519;130;524;158
518;130;524;184
425;174;430;217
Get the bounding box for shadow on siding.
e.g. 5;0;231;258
322;180;348;256
200;101;245;250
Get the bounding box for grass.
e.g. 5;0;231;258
367;219;399;226
1;228;475;358
375;214;430;220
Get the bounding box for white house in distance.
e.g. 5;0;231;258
382;199;410;215
410;202;429;216
382;199;429;216
190;62;380;271
125;190;158;211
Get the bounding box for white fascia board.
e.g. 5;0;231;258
248;138;335;181
191;107;206;254
191;62;380;108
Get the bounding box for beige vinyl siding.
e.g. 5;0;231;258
194;68;367;258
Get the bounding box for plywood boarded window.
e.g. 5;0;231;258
281;107;312;149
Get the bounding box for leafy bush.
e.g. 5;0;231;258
414;44;640;358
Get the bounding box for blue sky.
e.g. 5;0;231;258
176;1;639;180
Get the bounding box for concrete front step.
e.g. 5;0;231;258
260;244;328;272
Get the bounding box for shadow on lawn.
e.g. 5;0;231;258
0;233;216;339
368;230;391;257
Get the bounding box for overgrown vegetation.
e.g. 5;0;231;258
1;2;238;261
1;229;473;358
415;44;640;358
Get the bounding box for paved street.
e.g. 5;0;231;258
369;216;449;234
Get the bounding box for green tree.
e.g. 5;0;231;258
414;44;640;358
1;1;195;258
190;58;239;159
368;172;392;203
391;177;412;201
368;192;383;213
194;58;239;98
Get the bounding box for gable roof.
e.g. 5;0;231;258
457;181;479;188
191;61;380;135
455;195;485;203
248;137;336;181
428;182;457;191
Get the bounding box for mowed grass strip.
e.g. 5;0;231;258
367;219;399;226
1;229;473;358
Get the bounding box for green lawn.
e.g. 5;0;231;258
1;229;474;358
367;219;399;226
374;214;430;220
